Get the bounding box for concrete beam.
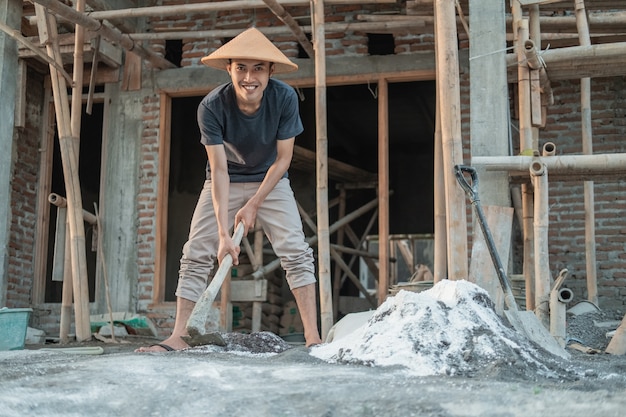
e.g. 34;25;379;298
154;52;438;95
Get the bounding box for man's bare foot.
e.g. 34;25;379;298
305;335;323;348
134;336;189;353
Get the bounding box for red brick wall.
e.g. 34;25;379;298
6;68;44;309
539;77;626;309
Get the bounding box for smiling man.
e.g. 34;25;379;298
136;28;322;352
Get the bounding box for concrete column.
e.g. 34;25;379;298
97;83;141;313
468;1;511;303
0;0;21;307
469;0;511;206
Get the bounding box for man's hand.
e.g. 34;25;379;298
217;234;241;266
235;201;259;236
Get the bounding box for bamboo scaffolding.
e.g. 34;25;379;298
0;21;73;84
35;5;92;342
575;0;599;306
30;0;175;70
313;0;333;340
506;42;626;81
434;0;468;280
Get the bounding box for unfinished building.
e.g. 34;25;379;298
1;0;625;345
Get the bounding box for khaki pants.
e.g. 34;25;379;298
176;178;316;302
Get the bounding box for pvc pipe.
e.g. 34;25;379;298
542;142;556;157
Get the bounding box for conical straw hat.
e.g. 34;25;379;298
201;27;298;74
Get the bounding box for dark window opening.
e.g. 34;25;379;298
165;39;183;67
367;33;395;56
45;104;103;303
296;34;313;59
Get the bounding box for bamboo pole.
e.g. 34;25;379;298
377;77;390;304
575;0;599;306
35;5;92;342
530;162;550;327
312;0;333;340
87;0;395;20
512;1;538;313
433;0;467;280
59;221;73;343
472;153;626;175
262;0;314;58
30;0;175;70
58;0;86;338
48;193;97;225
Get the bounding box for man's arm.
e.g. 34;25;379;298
206;144;240;264
235;137;295;235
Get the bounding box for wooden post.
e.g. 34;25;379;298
251;226;264;332
575;0;598;306
433;3;446;284
312;0;333;340
333;188;346;320
377;77;390;303
35;5;92;342
434;0;468;280
512;1;537;312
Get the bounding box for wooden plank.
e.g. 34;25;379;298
291;145;376;183
230;280;268;302
469;205;514;314
121;50;142;91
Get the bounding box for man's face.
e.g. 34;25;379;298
227;59;273;106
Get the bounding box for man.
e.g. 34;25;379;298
137;28;322;352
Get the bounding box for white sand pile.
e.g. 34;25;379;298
311;280;562;377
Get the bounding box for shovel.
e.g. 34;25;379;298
454;165;569;359
182;222;245;347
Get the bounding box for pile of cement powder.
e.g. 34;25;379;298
311;280;566;378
